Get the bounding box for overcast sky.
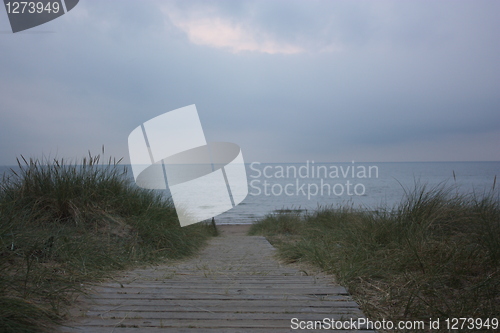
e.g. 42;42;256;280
1;0;499;165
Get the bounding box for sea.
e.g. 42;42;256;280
1;161;498;225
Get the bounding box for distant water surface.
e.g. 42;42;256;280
1;161;498;224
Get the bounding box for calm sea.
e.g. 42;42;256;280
1;161;498;224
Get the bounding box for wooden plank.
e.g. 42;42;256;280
74;298;360;308
80;311;365;320
61;327;376;333
91;282;345;287
81;304;360;313
90;286;349;295
82;293;351;301
65;318;369;329
59;234;372;332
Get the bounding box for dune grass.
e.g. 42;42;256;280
250;182;499;331
0;154;216;332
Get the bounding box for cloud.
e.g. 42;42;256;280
161;3;304;54
160;0;476;55
173;15;302;54
0;0;499;164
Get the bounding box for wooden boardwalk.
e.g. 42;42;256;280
60;226;374;332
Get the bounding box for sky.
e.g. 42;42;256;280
0;0;499;165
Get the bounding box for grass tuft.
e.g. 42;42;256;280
0;154;215;332
250;182;500;331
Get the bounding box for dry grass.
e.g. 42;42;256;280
0;153;216;332
250;182;499;332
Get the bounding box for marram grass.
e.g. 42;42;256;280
250;182;499;332
0;154;216;332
